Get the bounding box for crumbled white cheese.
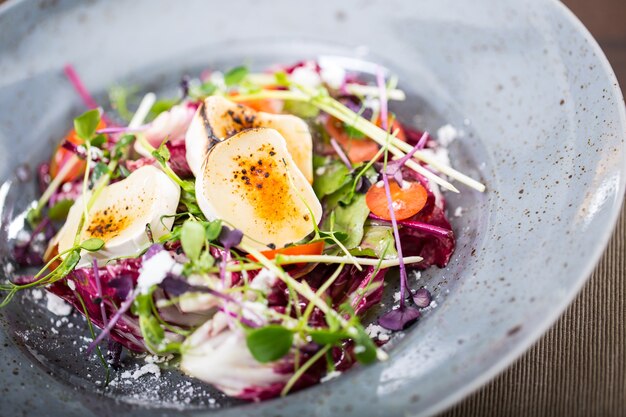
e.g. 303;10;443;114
122;363;161;380
290;66;321;89
250;268;277;293
319;62;346;90
392;290;402;302
365;323;392;342
437;124;459;147
454;206;464;217
320;370;342;383
31;289;44;301
67;279;76;291
315;166;326;176
411;270;422;281
421;147;451;172
137;251;181;294
45;293;72;316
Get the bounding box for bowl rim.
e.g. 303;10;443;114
420;1;626;414
0;0;624;416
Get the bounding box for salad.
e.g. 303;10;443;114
2;59;485;400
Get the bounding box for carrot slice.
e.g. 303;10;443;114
246;241;325;262
49;120;107;182
325;117;379;163
325;117;406;163
365;181;428;221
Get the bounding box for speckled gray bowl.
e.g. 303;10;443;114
0;0;624;416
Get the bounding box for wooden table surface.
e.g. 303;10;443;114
440;1;626;416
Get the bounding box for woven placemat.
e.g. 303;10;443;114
440;203;626;416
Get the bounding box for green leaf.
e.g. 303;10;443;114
246;325;293;363
194;251;216;271
26;207;42;228
152;141;171;165
224;66;249;87
80;238;105;252
323;194;370;249
198;82;217;96
274;71;290;86
342;123;365;139
90;134;106;148
56;250;81;278
353;326;377;364
181;220;205;261
48;199;74;221
309;329;348;346
91;162;110;183
349;225;398;259
204;220;222;241
133;292;153;316
149;99;177;120
113;134;134;158
313;160;351;198
283;100;320;119
140;314;165;349
73;109;101;140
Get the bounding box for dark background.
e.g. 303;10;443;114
441;0;626;416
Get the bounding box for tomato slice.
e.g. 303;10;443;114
246;241;325;262
365;181;428;221
49;120;107;182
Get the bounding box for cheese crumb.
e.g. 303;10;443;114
437;124;459;146
365;323;392;342
46;293;72;316
454;206;464;217
137;251;180;294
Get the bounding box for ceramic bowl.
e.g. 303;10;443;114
0;0;624;416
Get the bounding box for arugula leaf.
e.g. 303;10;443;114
74;109;101;141
181;220;205;261
313;160;351;198
323;193;370;249
224;66;249;87
80;238;105;252
349;225;397;259
48;199;74;221
246;325;293;363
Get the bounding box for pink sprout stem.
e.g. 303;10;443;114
86;289;138;354
330;138;352;169
64;64;99;110
376;66;409;309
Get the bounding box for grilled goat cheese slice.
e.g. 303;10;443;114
185;96;313;182
195;127;321;251
54;165;180;263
